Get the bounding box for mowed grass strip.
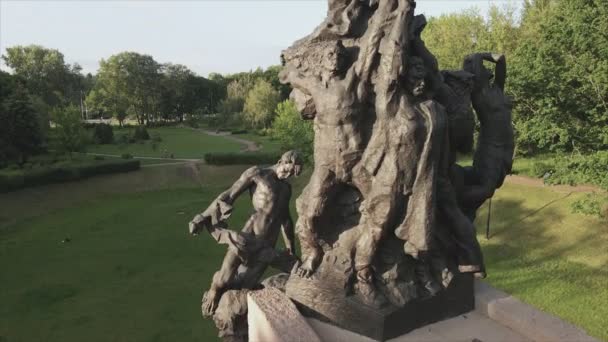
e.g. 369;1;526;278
87;127;243;159
0;187;253;342
0;165;606;341
476;183;608;341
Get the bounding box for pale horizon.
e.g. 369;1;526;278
0;0;523;77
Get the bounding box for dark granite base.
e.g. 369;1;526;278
285;273;474;341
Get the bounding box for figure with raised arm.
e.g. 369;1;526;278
188;151;302;317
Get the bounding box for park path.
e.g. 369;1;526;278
185;127;261;152
83;128;262;167
505;175;604;193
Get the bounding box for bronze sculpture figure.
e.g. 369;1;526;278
192;1;514;340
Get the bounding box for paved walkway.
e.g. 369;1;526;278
308;312;531;342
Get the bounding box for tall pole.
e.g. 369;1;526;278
486;197;492;240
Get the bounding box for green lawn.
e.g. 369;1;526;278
476;183;608;341
87;127;243;159
1;163;606;341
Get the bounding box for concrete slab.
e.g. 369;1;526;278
247;288;321;342
308;311;530;342
475;280;600;342
489;296;599;342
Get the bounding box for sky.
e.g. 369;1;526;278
0;0;523;76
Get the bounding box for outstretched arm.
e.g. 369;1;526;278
281;214;296;256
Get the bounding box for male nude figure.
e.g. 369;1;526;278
188;151;302;316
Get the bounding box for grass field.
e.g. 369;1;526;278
476;184;607;340
87;127;243;159
1;163;606;341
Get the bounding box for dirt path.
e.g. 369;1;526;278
505;175;603;193
187;127;260;152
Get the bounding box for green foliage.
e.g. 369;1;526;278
571;193;608;219
243;79;280;129
51;105;87;156
510;0;608;154
204;152;281;165
543;152;608;190
0;159;140;193
421;6;519;70
271;100;314;162
0;74;44;166
92;124;114;144
88;52;162;125
121;153;133;160
132;125;150;141
1;45;88;108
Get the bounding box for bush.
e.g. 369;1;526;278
151;133;162;143
531;161;554;178
94;155;105;161
121;153;133;159
204;152;281;165
0;159;140;193
115;133;130;145
92;123;114;144
271;100;314;162
132;125;150;141
544;152;608;190
571;194;608;218
231;129;248;135
185;117;200;128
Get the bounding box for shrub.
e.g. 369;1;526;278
132;125;150;141
121;153;133;159
571;194;608;218
544;152;608;190
531;161;554;178
94;155;105;161
151;133;162;143
271;100;314;162
0;159;140;193
92;123;114;144
231;129;248;135
204;152;281;165
115;133;130;145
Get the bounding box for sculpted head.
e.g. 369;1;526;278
275;150;303;179
405;57;427;97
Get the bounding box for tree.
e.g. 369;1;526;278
243;79;280;129
88;52;161;125
159;63;195;122
0;72;43;166
421;6;519;70
2;45;85;109
271;100;314;162
52;105;87;157
509;0;608;154
422;9;489;70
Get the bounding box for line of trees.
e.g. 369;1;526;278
1;0;606;168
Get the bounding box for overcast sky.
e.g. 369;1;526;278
0;0;522;76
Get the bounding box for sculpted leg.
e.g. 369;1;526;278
202;250;241;317
354;188;395;306
294;167;336;277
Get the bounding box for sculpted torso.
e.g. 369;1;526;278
246;168;292;241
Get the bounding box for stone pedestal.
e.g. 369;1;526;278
247;288;321;342
286;274;474;341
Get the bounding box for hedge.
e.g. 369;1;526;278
204;152;281;165
0;159;141;193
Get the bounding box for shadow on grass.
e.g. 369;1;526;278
478;196;608;340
